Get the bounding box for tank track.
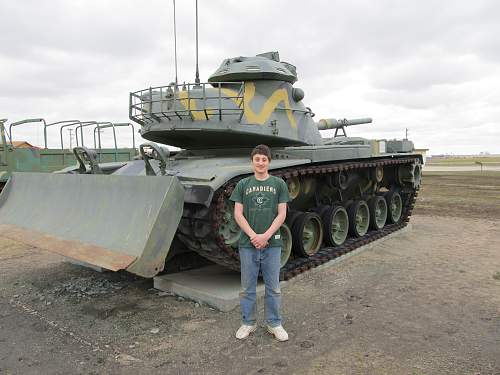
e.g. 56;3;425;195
177;156;419;280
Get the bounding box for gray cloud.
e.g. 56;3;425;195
0;0;499;154
368;55;492;91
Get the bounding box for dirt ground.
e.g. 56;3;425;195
1;171;499;375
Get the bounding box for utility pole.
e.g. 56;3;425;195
405;128;408;140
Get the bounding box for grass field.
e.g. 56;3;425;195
415;171;500;219
427;156;500;165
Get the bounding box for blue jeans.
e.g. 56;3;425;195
239;246;282;328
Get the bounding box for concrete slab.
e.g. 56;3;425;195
154;265;265;312
154;224;412;312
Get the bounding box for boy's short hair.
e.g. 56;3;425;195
251;144;272;161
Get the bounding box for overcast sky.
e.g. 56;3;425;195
1;0;499;155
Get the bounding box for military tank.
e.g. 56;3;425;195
0;51;421;280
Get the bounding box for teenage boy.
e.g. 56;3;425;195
230;144;290;341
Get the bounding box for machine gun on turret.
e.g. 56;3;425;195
316;117;372;137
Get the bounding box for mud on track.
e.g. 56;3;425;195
0;171;499;374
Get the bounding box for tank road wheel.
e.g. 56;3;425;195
371;165;384;183
347;200;370;237
368;196;387;230
385;190;403;224
280;223;293;268
218;200;241;248
292;212;324;257
322;205;349;246
333;171;349;190
286;177;301;200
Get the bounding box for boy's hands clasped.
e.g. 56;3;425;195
250;233;270;249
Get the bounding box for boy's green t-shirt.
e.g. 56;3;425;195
229;174;290;248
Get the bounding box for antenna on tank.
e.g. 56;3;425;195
194;0;201;85
173;0;178;85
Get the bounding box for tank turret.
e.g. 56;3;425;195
130;52;326;149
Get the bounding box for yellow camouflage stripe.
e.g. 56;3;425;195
222;82;297;128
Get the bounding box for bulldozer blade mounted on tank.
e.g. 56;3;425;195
0;172;184;277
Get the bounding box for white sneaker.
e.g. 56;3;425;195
235;324;257;340
267;325;289;342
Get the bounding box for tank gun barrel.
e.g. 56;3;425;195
316;117;372;130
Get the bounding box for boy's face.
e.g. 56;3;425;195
252;153;270;174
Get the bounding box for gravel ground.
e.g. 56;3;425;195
0;172;499;374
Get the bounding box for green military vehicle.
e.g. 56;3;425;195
0;52;421;280
0;118;138;190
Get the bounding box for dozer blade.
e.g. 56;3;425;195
0;172;185;277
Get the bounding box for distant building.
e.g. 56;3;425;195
0;140;39;149
11;141;39;149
